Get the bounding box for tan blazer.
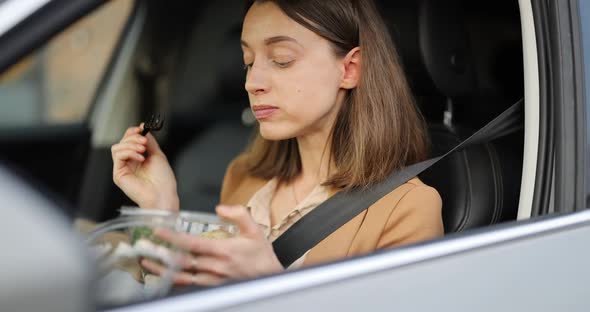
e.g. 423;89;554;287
220;155;444;267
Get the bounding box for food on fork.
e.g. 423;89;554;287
141;113;165;136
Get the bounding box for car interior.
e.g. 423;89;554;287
83;0;524;232
0;0;525;236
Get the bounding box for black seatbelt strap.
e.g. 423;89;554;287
272;99;524;268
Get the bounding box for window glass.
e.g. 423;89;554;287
0;0;134;127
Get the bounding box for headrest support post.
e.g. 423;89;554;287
443;98;454;127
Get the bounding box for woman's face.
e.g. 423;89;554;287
241;2;346;140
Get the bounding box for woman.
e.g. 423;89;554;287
112;0;443;286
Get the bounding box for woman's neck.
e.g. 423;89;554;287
296;130;332;185
295;91;346;184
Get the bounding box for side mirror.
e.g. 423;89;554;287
0;166;92;312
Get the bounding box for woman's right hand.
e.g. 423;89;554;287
111;125;179;210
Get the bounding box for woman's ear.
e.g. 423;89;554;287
340;47;361;89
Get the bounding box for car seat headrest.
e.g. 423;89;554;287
418;0;477;97
378;1;438;96
417;0;523;101
169;0;247;123
217;26;247;104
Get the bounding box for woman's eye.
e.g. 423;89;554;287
273;60;293;68
243;63;253;71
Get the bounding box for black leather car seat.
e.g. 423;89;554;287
415;0;524;232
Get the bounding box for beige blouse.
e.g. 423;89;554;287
246;177;329;269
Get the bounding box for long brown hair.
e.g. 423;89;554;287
244;0;429;190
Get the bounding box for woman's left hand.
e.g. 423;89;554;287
141;205;284;286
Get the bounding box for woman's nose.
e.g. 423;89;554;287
245;62;270;95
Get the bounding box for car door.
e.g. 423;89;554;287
0;0;136;218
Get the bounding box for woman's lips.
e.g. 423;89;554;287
252;105;278;120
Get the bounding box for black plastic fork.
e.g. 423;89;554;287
141;113;165;136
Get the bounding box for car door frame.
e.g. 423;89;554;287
0;0;104;73
531;0;587;216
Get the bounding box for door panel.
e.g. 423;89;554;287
0;124;90;217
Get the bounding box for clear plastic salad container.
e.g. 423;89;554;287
84;207;238;307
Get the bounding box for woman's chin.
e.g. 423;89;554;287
258;124;296;141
